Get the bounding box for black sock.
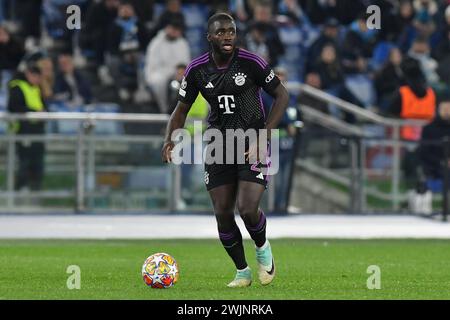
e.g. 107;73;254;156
245;209;267;248
218;223;248;270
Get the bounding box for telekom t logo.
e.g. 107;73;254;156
218;95;235;114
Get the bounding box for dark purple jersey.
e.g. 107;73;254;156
178;48;281;131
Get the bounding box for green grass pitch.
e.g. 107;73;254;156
0;239;449;300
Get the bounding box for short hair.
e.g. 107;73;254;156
207;12;234;32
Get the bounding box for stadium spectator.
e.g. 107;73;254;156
144;19;190;113
440;4;450;35
297;71;328;114
418;96;450;193
395;0;418;52
54;53;92;106
432;25;450;62
128;0;155;31
306;17;340;71
22;51;56;102
7;61;47;191
244;22;271;63
412;0;437;39
0;25;25;72
341;12;378;75
434;29;450;84
14;0;43;50
304;0;366;25
374;47;405;114
389;57;436;141
80;0;120;80
277;0;311;26
310;43;362;121
227;0;264;22
150;0;186;39
106;1;149;102
246;1;285;66
408;36;440;86
167;64;187;114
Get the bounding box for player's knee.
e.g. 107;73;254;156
237;205;258;223
214;202;234;216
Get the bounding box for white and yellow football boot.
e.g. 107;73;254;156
256;240;275;285
227;266;252;288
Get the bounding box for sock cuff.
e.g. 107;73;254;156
256;240;269;250
246;209;266;232
237;266;250;272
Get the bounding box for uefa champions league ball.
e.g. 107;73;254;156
142;252;179;288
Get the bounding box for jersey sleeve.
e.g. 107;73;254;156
252;61;281;96
178;68;199;105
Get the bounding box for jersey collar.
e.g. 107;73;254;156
208;48;239;72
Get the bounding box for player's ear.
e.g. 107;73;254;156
206;32;211;42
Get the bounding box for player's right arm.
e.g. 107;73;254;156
161;101;192;163
161;64;200;163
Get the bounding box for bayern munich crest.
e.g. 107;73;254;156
233;72;247;86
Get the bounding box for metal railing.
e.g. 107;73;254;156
0;112;276;213
288;83;429;212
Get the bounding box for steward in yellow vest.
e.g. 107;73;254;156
7;63;47;134
7;62;47;190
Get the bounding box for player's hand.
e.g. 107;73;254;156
245;141;258;162
161;141;175;163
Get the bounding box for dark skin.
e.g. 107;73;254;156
161;18;289;230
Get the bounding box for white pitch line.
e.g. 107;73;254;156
0;214;449;239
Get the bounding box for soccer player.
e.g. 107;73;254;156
161;13;289;287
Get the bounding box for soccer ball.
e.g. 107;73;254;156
142;252;179;288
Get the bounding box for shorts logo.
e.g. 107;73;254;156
204;172;209;184
233;72;247;86
265;69;275;83
256;172;264;180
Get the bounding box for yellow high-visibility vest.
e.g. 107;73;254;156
8;79;45;133
9;79;44;112
185;93;208;137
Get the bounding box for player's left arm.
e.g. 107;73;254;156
264;82;289;134
252;62;289;135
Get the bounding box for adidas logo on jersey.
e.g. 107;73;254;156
205;82;214;88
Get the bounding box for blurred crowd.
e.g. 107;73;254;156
0;0;449;118
1;0;450;210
